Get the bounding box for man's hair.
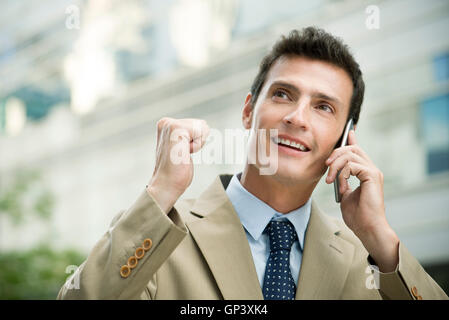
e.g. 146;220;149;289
249;26;365;125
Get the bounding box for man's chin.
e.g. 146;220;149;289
268;167;310;185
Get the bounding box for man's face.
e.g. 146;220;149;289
243;55;354;185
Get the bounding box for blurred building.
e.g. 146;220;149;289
0;0;448;292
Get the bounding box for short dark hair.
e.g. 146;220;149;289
250;26;365;125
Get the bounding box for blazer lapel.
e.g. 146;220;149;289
295;200;355;299
186;175;263;300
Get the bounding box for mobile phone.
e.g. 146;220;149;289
334;118;354;203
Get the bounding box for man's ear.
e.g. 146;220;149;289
242;92;253;130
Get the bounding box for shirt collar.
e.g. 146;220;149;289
225;172;312;250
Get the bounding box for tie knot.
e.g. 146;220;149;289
267;220;297;252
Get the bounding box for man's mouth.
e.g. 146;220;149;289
273;137;311;152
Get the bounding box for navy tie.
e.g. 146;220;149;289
262;220;298;300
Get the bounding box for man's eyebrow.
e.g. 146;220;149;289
270;80;343;107
312;92;343;107
270;81;300;95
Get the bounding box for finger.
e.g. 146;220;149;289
184;119;209;153
156;117;171;149
347;129;357;146
340;178;353;201
338;167;352;195
191;122;210;153
346;130;374;163
326;152;365;183
344;161;373;184
326;129;356;164
326;144;372;166
339;165;351;194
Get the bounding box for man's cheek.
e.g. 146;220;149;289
320;141;337;158
312;147;332;172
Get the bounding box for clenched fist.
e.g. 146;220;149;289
146;118;210;213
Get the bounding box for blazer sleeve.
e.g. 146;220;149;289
57;189;188;300
369;241;448;300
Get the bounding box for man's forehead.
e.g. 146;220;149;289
267;55;351;83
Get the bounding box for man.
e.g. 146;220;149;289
58;27;447;300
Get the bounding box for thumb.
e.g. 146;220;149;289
340;178;353;201
190;125;210;153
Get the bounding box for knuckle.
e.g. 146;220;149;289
349;145;358;154
341;157;348;166
171;120;185;131
378;170;384;181
341;148;350;157
159;117;169;124
195;119;206;130
158;117;171;128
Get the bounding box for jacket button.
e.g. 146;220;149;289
120;265;131;278
127;256;138;269
411;286;419;298
135;247;145;259
143;238;152;251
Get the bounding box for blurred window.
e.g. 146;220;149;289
0;100;5;133
420;93;449;174
433;53;449;82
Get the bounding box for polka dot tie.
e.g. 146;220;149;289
262;220;298;300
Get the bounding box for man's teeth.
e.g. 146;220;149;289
274;137;307;151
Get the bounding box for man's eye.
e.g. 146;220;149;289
318;104;333;113
273;89;289;100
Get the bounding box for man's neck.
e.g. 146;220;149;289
239;165;318;214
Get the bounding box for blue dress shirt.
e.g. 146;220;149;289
225;172;312;288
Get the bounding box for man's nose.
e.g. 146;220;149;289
282;100;310;129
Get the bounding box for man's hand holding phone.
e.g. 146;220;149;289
324;125;400;273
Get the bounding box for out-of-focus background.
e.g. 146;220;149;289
0;0;448;299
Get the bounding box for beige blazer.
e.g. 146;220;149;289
57;174;448;300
